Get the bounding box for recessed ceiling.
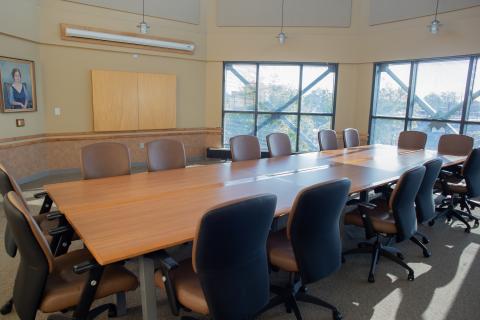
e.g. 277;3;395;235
65;0;200;25
370;0;480;25
217;0;352;27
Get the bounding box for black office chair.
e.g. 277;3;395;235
265;179;351;320
0;164;56;315
412;158;443;256
155;194;277;319
3;191;139;320
344;166;426;283
436;148;480;233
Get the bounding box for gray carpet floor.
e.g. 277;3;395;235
1;172;480;319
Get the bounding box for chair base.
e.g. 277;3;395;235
264;279;342;320
0;298;13;315
47;303;117;320
343;237;415;283
432;196;479;233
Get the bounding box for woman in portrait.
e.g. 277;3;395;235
7;68;30;109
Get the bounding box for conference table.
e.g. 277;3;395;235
44;144;465;320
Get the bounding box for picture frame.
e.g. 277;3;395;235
0;56;37;113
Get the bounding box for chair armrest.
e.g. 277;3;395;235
34;191;48;199
48;225;71;236
73;260;101;274
46;211;64;221
357;202;379;239
150;250;180;316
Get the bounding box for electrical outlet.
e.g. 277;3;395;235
139;143;145;149
54;107;61;116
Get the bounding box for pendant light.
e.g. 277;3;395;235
137;0;150;34
428;0;442;34
277;0;287;44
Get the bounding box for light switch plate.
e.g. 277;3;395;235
54;107;61;116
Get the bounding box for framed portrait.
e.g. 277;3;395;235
0;56;37;113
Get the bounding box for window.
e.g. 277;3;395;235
369;56;480;149
223;62;337;152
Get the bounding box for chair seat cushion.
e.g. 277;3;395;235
267;231;298;272
40;249;138;313
344;208;397;235
154;259;209;315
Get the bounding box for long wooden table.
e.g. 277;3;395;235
44;145;465;320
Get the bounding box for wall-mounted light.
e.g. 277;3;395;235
429;0;442;34
61;24;195;53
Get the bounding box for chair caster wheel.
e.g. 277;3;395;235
423;250;432;258
396;253;405;260
474;220;479;228
0;299;13;315
368;274;375;283
333;311;343;320
407;273;415;281
428;220;435;227
465;227;471;233
421;237;429;244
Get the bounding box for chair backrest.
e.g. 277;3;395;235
0;163;29;257
3;191;53;320
438;134;473;156
398;131;427;150
266;133;292;157
318;129;339;151
415;158;443;224
146;139;186;172
287;178;351;284
389;166;426;242
343;128;360;148
229;135;261;162
462;148;480;198
81;142;131;180
192;194;276;320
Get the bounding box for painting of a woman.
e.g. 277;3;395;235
0;57;36;113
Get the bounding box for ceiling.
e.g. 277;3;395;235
65;0;480;28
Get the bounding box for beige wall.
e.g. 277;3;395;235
1;0;480;140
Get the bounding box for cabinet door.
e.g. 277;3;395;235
92;70;139;131
138;73;176;130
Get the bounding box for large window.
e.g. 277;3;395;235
223;62;337;152
369;56;480;149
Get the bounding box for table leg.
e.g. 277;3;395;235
138;255;157;320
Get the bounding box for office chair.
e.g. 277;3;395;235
146;139;186;172
318;129;339;151
412;158;443;256
343;128;360;148
265;179;351;320
436;148;480;233
3;191;139;320
266;133;292;157
155;194;276;319
438;134;474;156
0;164;58;315
398;131;427;150
344;166;426;283
229;135;261;161
81;142;131;180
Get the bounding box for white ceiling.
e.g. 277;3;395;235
217;0;352;27
370;0;480;25
65;0;200;25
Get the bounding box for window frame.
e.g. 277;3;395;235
222;61;339;152
368;54;480;146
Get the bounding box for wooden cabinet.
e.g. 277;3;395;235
92;70;176;132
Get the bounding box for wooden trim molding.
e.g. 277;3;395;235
60;23;195;55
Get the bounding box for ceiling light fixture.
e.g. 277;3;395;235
428;0;442;34
277;0;287;45
137;0;150;34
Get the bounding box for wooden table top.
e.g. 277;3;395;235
45;145;465;265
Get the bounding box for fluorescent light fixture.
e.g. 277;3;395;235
64;26;195;52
